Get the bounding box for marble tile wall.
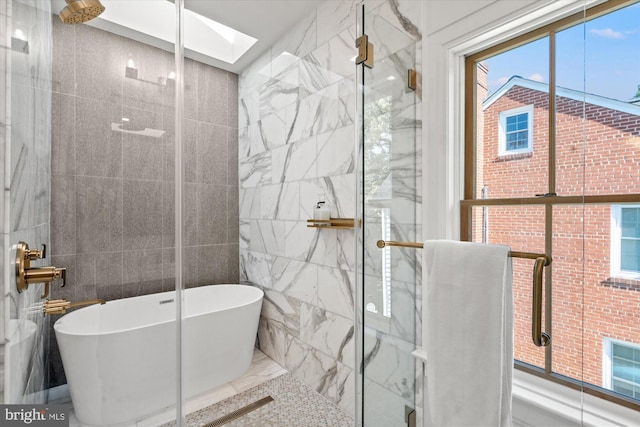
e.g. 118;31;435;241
2;0;53;404
47;18;239;387
239;0;422;422
0;0;9;404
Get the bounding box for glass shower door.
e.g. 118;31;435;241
356;2;421;426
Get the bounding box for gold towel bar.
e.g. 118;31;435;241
376;240;552;348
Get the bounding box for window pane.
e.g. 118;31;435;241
552;206;585;379
582;4;640;196
555;22;586;197
476;37;548;199
621;239;640;272
584;205;640;404
471;205;546;369
611;341;640;400
613;380;640;398
622;208;640;238
613;358;636;382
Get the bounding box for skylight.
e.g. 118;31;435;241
96;0;257;64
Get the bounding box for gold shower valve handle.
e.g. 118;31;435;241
16;241;66;299
26;244;46;260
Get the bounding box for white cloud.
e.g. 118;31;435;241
589;28;625;39
496;76;509;85
528;73;544;82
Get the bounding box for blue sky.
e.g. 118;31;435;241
486;3;640;101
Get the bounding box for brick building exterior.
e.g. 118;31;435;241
475;76;640;395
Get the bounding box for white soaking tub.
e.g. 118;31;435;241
54;284;263;426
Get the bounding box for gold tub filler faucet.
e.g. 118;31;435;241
15;241;66;299
43;299;105;315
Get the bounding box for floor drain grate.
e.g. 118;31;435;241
200;395;274;427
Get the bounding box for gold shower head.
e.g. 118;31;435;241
59;0;105;24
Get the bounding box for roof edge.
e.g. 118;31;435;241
482;77;640;116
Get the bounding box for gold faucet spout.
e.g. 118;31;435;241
43;298;105;315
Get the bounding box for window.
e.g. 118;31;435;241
604;338;640;400
463;0;640;411
499;105;533;155
611;205;640;279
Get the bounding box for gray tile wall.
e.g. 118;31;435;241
48;18;239;386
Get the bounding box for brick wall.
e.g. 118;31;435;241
476;83;640;389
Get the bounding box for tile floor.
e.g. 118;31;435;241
159;373;354;427
68;349;352;427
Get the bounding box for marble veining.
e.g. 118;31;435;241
317;266;355;319
5;0;53;405
285;336;338;398
239;0;422;419
272;137;317;183
316;0;357;46
261;288;302;338
363;326;415;400
272;11;317;71
300;303;355;368
239;151;272;188
388;0;422;39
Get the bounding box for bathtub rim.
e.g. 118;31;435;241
53;284;263;337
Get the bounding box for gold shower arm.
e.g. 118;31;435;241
376;240;552;347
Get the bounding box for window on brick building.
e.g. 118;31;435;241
463;0;640;411
499;106;533;155
603;338;640;400
611;205;640;278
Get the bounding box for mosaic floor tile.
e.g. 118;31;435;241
161;373;354;427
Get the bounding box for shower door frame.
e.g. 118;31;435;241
355;2;422;425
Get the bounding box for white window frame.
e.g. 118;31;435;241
610;205;640;280
498;105;534;156
602;337;640;398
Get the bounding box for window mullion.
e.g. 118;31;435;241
544;29;557;375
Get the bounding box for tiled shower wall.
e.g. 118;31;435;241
48;19;239;386
0;0;7;402
2;0;53;404
238;0;422;420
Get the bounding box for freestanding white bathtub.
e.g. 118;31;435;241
54;284;263;426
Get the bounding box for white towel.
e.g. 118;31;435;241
424;240;513;427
